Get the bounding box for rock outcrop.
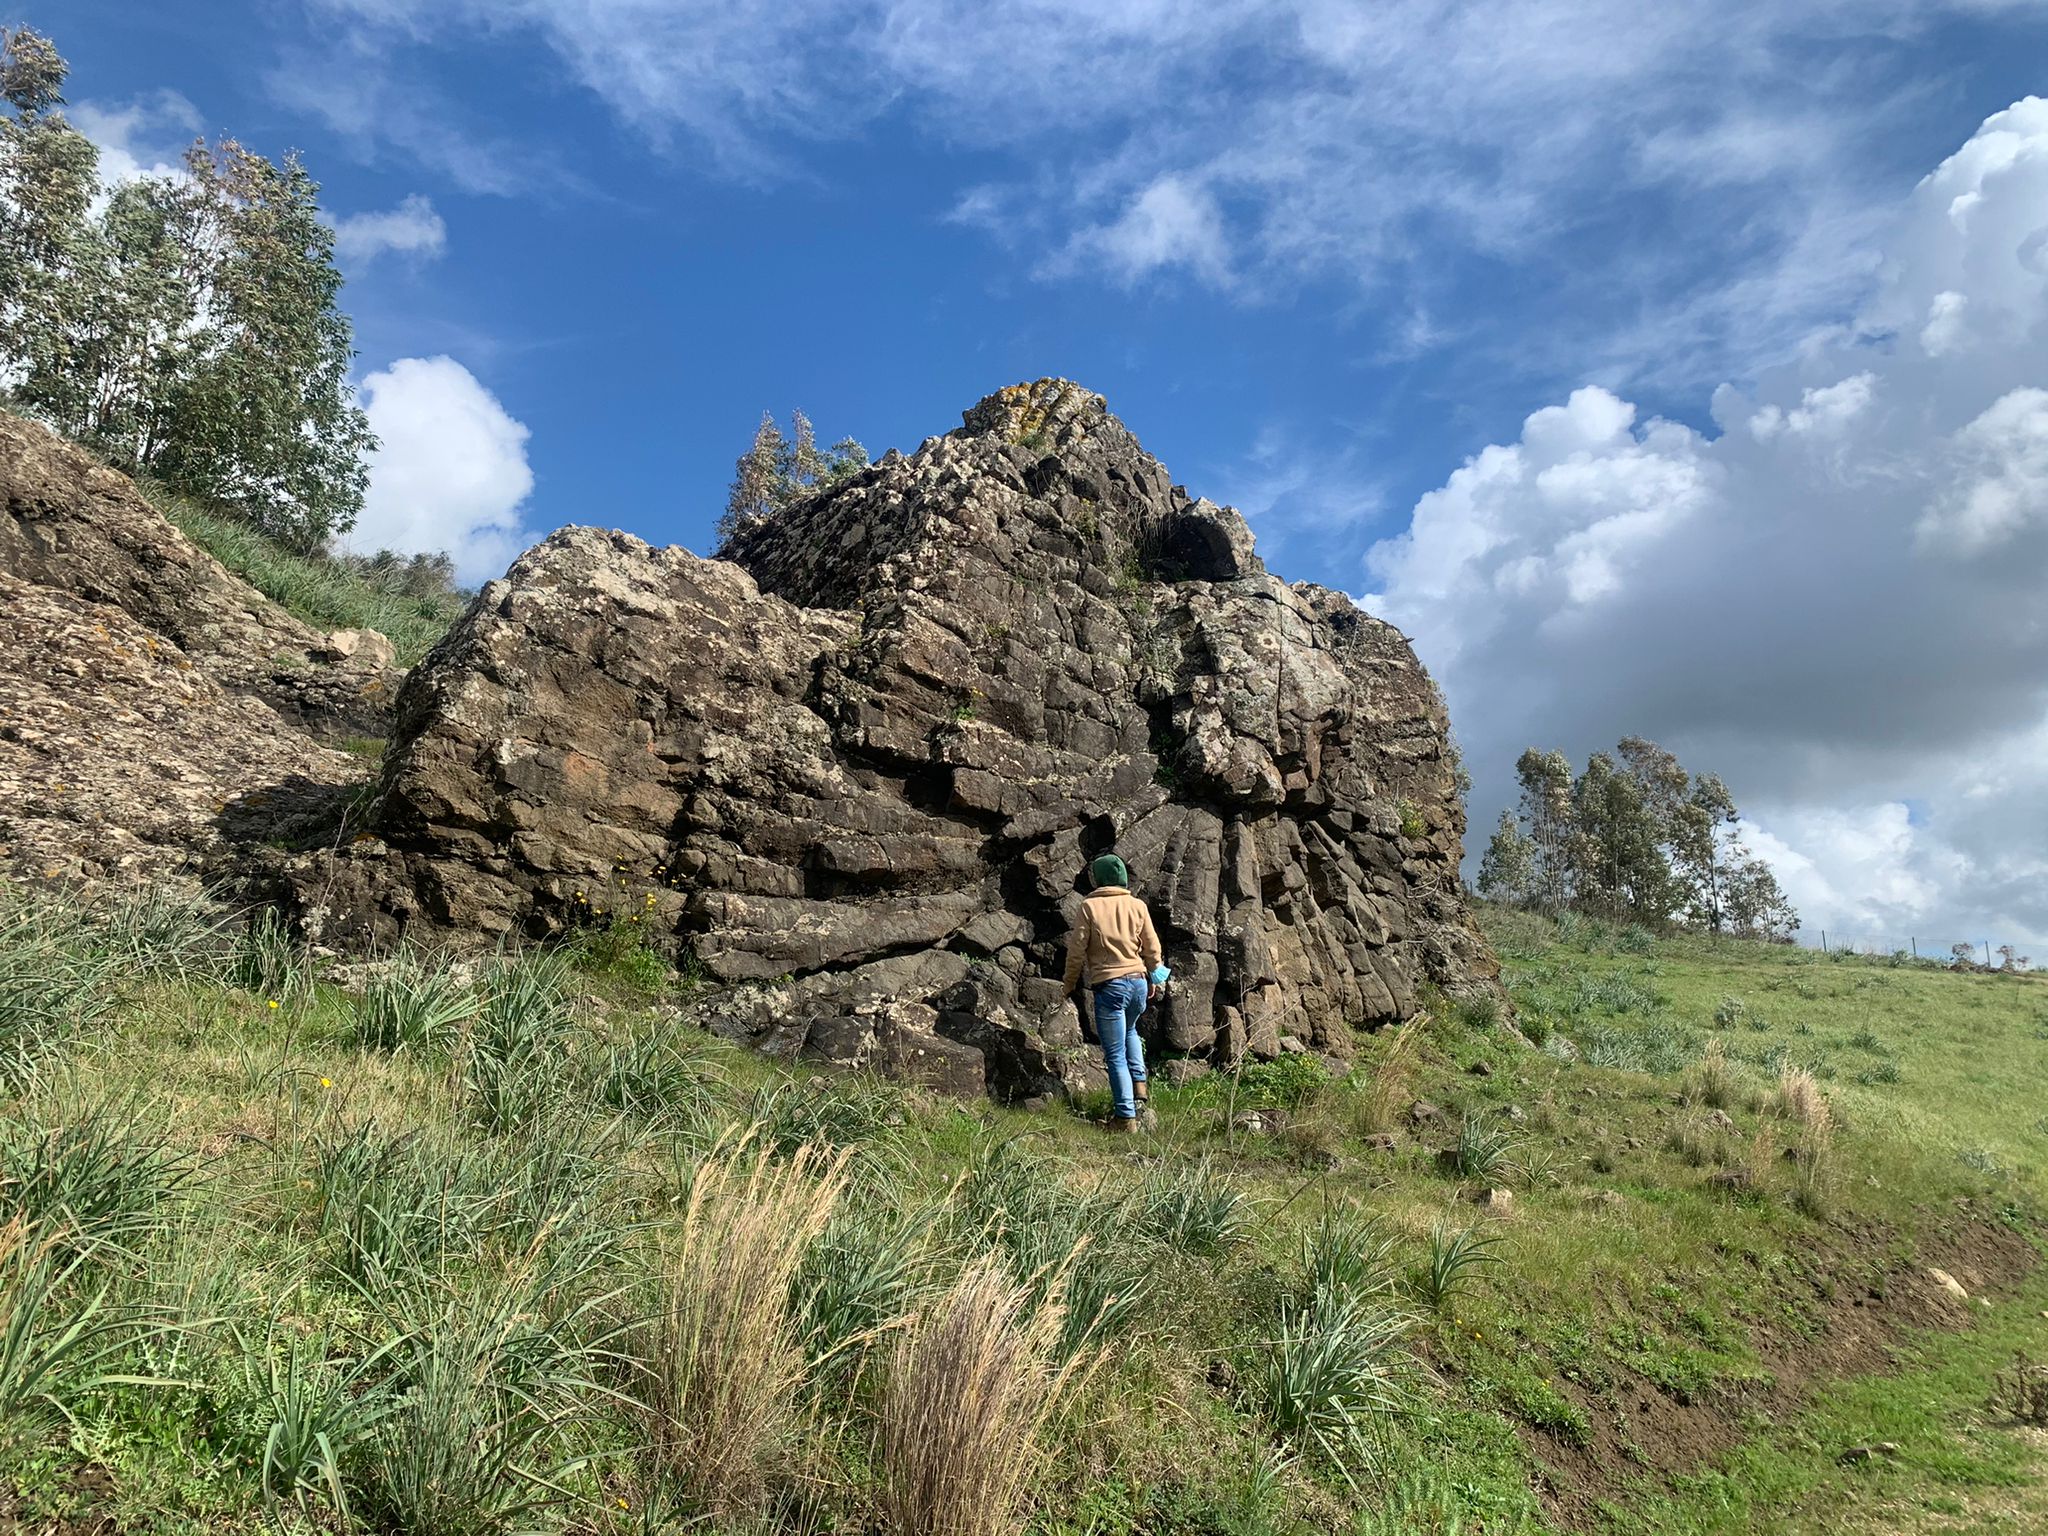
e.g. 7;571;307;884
295;381;1497;1095
0;412;382;883
0;413;402;739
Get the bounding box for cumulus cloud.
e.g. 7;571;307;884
349;357;537;585
1363;97;2048;951
333;194;448;266
69;91;200;187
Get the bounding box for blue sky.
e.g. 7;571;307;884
45;1;2048;953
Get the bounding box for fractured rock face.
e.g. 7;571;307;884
0;412;381;885
0;412;402;739
0;571;360;884
296;380;1499;1095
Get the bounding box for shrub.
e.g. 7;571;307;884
596;1018;725;1130
797;1199;942;1400
1299;1214;1397;1310
0;1096;192;1251
232;908;315;1006
748;1075;907;1163
0;892;123;1090
464;953;575;1134
1233;1053;1330;1111
0;1219;130;1434
876;1252;1094;1536
1712;996;1747;1029
354;1269;614;1536
632;1133;848;1519
1347;1017;1422;1135
955;1136;1153;1360
1454;992;1502;1031
1131;1158;1252;1257
227;1319;401;1525
350;949;479;1055
1991;1353;2048;1427
1769;1066;1829;1131
312;1124;497;1285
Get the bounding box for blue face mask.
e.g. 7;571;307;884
1150;965;1171;986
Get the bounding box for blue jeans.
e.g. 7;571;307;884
1092;975;1149;1120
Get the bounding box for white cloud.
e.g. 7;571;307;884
334;194;448;266
348;357;538;584
1364;97;2048;952
301;1;2045;383
1918;387;2048;555
69;91;200;187
1058;175;1231;287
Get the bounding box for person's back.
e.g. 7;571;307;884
1061;853;1165;1131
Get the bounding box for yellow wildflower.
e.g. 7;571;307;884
267;999;281;1010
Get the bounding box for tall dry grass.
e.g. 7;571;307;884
635;1130;850;1519
1771;1066;1834;1215
1679;1037;1739;1110
875;1251;1093;1536
1351;1015;1423;1135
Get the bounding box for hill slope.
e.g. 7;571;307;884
1;889;2041;1534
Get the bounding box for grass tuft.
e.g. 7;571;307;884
876;1251;1092;1536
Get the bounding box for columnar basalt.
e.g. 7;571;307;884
294;381;1499;1097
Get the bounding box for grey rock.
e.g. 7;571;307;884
273;380;1501;1093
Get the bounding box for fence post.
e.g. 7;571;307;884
1820;929;1828;954
1986;940;1994;968
1911;937;1917;959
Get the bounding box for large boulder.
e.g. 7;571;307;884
293;381;1499;1095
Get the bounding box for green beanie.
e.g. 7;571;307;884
1089;853;1129;889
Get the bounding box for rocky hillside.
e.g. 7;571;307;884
0;413;395;884
287;381;1498;1095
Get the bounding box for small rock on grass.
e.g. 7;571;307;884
1466;1060;1493;1077
1476;1187;1514;1215
1928;1267;1970;1302
1836;1443;1899;1466
1408;1099;1444;1127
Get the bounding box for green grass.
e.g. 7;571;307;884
0;884;2042;1534
147;483;469;667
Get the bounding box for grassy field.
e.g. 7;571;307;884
1;886;2043;1535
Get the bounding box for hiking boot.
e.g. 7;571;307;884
1104;1115;1140;1134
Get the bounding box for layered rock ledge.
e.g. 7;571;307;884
293;381;1498;1096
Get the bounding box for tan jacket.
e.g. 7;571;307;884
1060;886;1163;994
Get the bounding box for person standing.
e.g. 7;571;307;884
1060;853;1166;1132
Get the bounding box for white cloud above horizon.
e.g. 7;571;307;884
297;0;2032;392
334;193;448;266
347;356;537;585
1360;97;2048;952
